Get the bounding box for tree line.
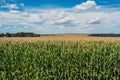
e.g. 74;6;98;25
0;32;40;37
89;34;120;37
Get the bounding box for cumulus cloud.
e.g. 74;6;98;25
0;1;25;12
9;10;20;14
53;17;74;25
45;11;77;27
0;11;41;25
22;12;30;17
59;26;65;29
1;3;18;9
55;11;66;19
0;0;120;33
52;17;76;27
9;10;29;17
88;18;102;24
8;4;18;9
74;0;100;11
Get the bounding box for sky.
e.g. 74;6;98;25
0;0;120;34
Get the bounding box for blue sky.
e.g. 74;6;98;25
3;0;120;7
0;0;120;34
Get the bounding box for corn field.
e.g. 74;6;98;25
0;41;120;79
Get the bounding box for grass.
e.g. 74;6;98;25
0;41;120;79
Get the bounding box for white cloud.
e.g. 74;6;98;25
55;11;66;19
59;26;65;29
1;8;120;33
0;11;40;25
54;17;73;25
9;10;20;14
22;12;30;17
44;11;77;27
88;18;102;24
8;4;18;9
0;1;25;12
0;0;120;33
74;0;100;11
1;3;18;9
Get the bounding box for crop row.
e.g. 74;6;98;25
0;41;120;79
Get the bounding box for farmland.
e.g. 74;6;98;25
0;34;120;41
0;35;120;79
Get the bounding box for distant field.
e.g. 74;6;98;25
0;34;120;42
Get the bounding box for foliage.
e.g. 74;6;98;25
0;41;120;79
89;34;120;37
0;32;40;37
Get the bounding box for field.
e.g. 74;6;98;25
0;34;120;41
0;35;120;79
